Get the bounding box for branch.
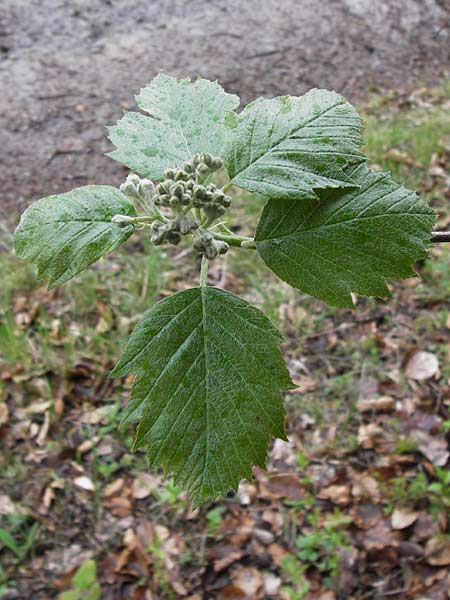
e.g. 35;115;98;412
432;231;450;243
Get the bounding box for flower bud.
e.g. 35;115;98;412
170;196;181;209
164;168;176;179
197;164;210;177
210;157;223;171
171;182;184;199
166;231;182;245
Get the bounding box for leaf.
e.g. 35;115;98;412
224;89;364;201
255;164;436;307
405;351;439;380
111;286;293;506
0;528;20;558
14;185;136;288
59;592;80;600
72;559;97;591
107;74;239;180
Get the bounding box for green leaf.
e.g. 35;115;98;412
0;528;20;558
14;185;136;288
72;560;97;591
255;164;436;307
58;592;80;600
111;286;293;506
107;74;239;180
224;89;364;200
86;583;101;600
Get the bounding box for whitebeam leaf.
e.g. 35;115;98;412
224;89;364;200
14;185;136;288
107;74;239;180
255;164;436;307
110;286;293;506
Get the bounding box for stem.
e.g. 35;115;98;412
432;231;450;243
222;181;233;193
200;255;209;287
212;231;256;249
133;214;168;224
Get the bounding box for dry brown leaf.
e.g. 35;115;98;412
80;406;110;424
104;478;125;497
411;430;449;466
267;543;289;566
363;521;394;551
73;476;94;492
425;538;450;566
351;475;381;503
212;545;246;573
132;473;160;499
0;402;9;425
263;574;281;597
236;481;257;506
356;396;394;413
218;567;263;600
357;424;383;448
105;495;133;517
391;507;419;530
0;495;17;515
405;351;439;380
412;513;439;542
36;411;50;446
259;473;304;500
253;528;275;545
317;484;351;506
261;509;283;533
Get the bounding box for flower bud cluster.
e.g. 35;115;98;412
152;153;230;216
117;153;232;258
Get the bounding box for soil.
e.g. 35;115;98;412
0;0;449;217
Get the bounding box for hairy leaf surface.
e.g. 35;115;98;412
14;185;136;288
255;164;436;307
224;89;364;200
107;74;239;180
111;286;293;506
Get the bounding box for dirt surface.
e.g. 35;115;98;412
0;0;449;217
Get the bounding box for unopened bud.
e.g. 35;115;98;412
111;214;135;224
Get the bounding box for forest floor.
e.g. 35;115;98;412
0;81;450;599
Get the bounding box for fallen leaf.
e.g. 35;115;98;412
263;573;281;597
405;351;439;380
73;476;94;492
363;521;394;551
391;507;419;529
318;484;351;505
253;528;275;545
351;475;381;503
212;545;246;573
104;478;125;497
0;495;17;515
220;567;263;600
356;396;394;413
259;473;304;500
0;402;8;425
132;473;160;499
411;430;449;466
358;424;383;448
425;537;450;566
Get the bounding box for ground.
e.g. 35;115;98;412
1;2;450;600
0;0;449;215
